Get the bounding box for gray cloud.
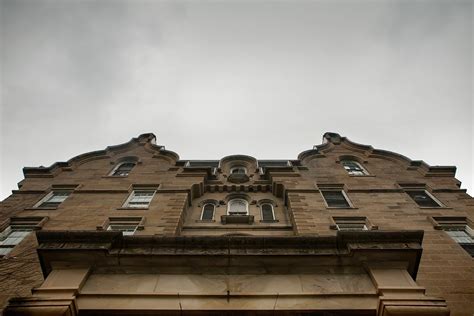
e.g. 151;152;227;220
1;0;472;198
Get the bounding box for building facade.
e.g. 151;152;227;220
0;132;473;315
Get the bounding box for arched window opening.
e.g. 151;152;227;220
201;203;215;220
228;199;249;216
261;203;275;221
230;166;247;175
111;162;136;177
341;160;368;176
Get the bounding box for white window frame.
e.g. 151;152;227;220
341;160;369;176
34;191;71;209
336;223;368;231
227;198;249;215
123;190;156;209
320;190;354;208
444;226;474;244
109;161;136;177
107;223;138;236
405;190;443;208
0;225;33;256
260;203;275;221
200;203;216;221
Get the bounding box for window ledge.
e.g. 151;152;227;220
102;175;129;179
195;220;216;223
116;207;149;210
349;175;375;177
326;207;358;210
24;207;58;211
259;220;279;223
418;207;451;209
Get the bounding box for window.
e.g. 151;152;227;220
228;199;249;215
333;217;368;231
341;160;368;176
36;191;70;208
107;217;142;236
406;190;442;208
201;203;215;221
261;203;275;221
431;217;474;257
321;190;351;208
0;217;45;256
230;166;247;175
123;190;155;208
111;162;136;177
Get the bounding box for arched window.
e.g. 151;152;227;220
230;166;247;175
111;162;136;177
228;199;249;215
201;203;215;220
341;160;368;176
261;203;275;221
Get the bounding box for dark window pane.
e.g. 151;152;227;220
261;204;274;221
202;204;215;220
322;191;350;208
406;191;440;207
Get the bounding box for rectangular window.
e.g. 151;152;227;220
321;190;351;208
432;217;474;257
36;191;71;208
406;190;442;208
106;217;142;236
123;190;155;208
333;217;368;231
0;217;45;256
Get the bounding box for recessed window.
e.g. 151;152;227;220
341;160;368;176
333;217;368;231
201;203;215;220
321;190;351;208
230;166;247;175
107;217;142;236
0;217;45;256
35;191;70;208
432;217;474;257
123;190;155;208
110;162;136;177
406;190;442;208
228;199;249;215
261;203;275;221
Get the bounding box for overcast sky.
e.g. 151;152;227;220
0;0;472;200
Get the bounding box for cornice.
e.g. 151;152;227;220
22;133;179;178
298;132;457;179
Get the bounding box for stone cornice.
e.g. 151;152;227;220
36;231;424;278
297;132;458;181
22;133;179;178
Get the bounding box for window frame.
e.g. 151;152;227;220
330;216;374;231
230;166;247;175
200;203;216;221
405;190;443;208
341;160;369;176
430;216;474;256
122;190;156;209
320;190;354;209
260;203;276;222
34;191;71;209
227;198;249;216
0;217;47;257
109;161;136;177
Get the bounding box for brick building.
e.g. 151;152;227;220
1;132;473;315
